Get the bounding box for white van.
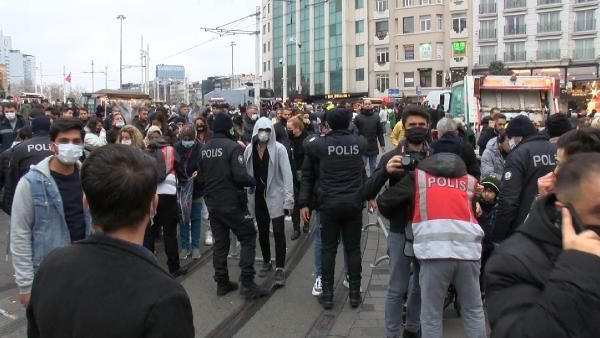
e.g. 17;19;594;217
424;90;450;112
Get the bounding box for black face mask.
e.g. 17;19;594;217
562;203;600;236
405;127;428;145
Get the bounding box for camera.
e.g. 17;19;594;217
401;154;419;171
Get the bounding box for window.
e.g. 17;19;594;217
537;40;560;60
452;14;467;33
263;43;266;53
505;0;526;9
268;41;270;52
268;23;270;32
479;45;496;65
437;15;443;31
395;45;399;60
404;44;415;60
268;61;270;71
356;68;365;81
355;20;365;33
376;0;388;12
395;72;399;88
420;69;432;88
505;15;526;35
538;0;561;4
480;0;496;14
395;18;399;33
420;0;431;4
355;0;364;9
538;12;561;33
420;43;432;59
376;21;389;39
436;42;444;59
263;62;267;72
479;20;496;40
263;25;266;35
355;44;365;57
404;72;415;87
420;15;432;32
576;10;596;32
574;38;595;60
404;0;413;7
376;73;390;92
505;42;526;61
436;71;443;87
403;17;414;33
377;47;390;63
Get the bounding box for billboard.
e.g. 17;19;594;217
156;64;185;80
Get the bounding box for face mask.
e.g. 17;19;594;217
182;140;195;148
509;138;517;150
55;143;83;165
405;127;428;145
115;121;125;128
5;112;16;121
251;114;258;121
257;130;270;143
121;139;132;146
196;125;205;132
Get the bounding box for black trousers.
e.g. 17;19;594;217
291;172;302;232
144;194;180;273
209;206;257;284
320;206;363;292
255;194;286;268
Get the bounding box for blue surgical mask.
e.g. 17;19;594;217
182;140;195;148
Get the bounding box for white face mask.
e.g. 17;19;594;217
115;121;125;128
121;139;132;146
251;114;258;121
508;138;517;150
55;143;83;165
5;112;16;121
257;130;270;143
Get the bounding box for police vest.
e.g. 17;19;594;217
410;169;484;261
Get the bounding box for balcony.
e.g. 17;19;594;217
537;49;560;60
505;24;526;37
373;9;389;20
374;32;390;45
537;0;562;7
451;28;468;39
505;0;527;10
479;29;497;41
449;0;468;11
574;0;599;8
479;2;497;15
374;60;390;72
479;54;497;65
575;20;597;33
504;51;527;62
574;48;595;60
537;21;561;34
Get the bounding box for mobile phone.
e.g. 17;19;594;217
564;203;586;234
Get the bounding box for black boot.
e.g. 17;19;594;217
349;289;361;308
319;290;333;310
217;281;238;296
290;229;301;240
257;262;273;277
302;223;309;233
240;281;269;300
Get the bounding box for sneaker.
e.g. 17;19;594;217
302;223;310;233
240;281;269;300
274;268;286;286
217;281;238;296
343;274;363;291
205;230;214;246
312;276;323;296
284;215;292;222
191;248;202;260
290;229;301;241
258;262;273;277
179;248;191;260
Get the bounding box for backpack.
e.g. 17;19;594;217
148;146;175;183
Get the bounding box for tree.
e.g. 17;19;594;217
488;61;511;75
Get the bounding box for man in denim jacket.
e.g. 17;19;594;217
10;118;91;306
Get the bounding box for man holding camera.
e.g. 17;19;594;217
364;105;432;338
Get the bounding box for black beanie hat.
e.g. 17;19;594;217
326;108;351;130
545;113;573;138
505;115;536;138
212;113;233;133
31;116;51;133
481;176;500;195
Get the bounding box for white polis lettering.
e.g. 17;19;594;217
532;154;557;167
202;148;223;158
327;145;359;156
27;144;51;152
427;177;467;191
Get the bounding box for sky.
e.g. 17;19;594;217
0;0;260;91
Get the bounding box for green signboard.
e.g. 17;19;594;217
452;41;466;55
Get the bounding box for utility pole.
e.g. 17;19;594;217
140;36;145;93
91;60;95;92
230;41;236;89
116;14;126;89
254;5;261;105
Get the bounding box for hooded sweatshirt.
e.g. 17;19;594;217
243;117;294;219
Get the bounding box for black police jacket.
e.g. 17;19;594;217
492;133;557;241
197;133;255;211
485;195;600;338
299;129;368;210
354;109;385;156
0;116;26;153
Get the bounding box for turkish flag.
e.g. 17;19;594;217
65;73;71;83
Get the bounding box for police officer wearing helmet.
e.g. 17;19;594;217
197;113;268;299
299;108;368;310
492;115;556;241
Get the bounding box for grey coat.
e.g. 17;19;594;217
481;137;505;180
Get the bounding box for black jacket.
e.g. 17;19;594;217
354;109;385;156
146;139;186;183
197;133;255;211
492;133;557;241
132;116;149;136
0;116;26;153
242;115;257;144
274;121;290;149
478;127;497;156
299;130;367;210
175;141;203;199
27;234;194;338
363;141;430;233
485;195;600;338
432;133;481;178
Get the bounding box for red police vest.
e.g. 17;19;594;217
411;169;484;260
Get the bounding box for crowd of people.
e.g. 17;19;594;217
1;96;599;337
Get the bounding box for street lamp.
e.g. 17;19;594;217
282;37;301;102
116;14;126;89
230;41;236;89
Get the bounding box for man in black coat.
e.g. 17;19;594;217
478;112;506;156
354;100;385;176
485;153;600;338
433;117;480;178
0;102;26;153
27;144;194;338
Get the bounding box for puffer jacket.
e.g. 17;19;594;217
354;109;385;156
481;137;506;180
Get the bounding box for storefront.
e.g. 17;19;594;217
307;92;369;104
560;80;600;113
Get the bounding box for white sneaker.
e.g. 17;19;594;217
312;276;322;296
205;230;213;246
179;249;191;260
191;248;201;260
284;215;292;222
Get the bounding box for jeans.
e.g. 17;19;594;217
255;194;286;268
363;155;378;177
144;194;180;273
419;259;486;338
180;197;204;250
320;206;362;292
385;232;421;336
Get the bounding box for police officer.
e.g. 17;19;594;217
197;113;268;299
492;115;556;241
299;108;368;310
